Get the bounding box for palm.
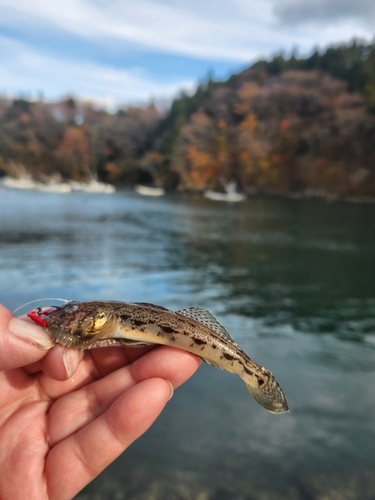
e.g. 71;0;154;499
0;306;200;500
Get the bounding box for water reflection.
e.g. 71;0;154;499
1;190;375;499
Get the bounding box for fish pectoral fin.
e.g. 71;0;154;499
83;337;154;349
113;339;154;347
202;358;225;370
175;307;237;343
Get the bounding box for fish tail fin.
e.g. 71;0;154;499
245;370;289;414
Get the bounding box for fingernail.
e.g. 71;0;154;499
62;347;82;378
62;348;73;378
165;380;174;401
9;318;55;350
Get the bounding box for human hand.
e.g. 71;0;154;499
0;303;201;500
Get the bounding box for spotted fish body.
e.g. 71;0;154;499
28;301;289;413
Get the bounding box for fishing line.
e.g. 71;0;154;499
13;298;70;315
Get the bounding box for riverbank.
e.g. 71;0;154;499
3;174;375;204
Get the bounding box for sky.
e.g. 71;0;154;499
0;0;374;109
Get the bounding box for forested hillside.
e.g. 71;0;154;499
1;39;375;199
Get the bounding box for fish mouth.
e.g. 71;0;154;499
27;306;60;328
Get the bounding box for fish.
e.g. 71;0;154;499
27;301;289;413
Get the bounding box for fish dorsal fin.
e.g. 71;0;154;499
175;307;236;343
130;302;170;312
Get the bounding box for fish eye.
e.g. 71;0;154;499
65;304;79;313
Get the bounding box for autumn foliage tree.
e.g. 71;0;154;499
0;99;162;184
57;126;91;179
164;67;375;197
1;39;375;199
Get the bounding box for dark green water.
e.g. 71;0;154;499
1;189;375;499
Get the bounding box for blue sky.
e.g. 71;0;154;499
0;0;374;108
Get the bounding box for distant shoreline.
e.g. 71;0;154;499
2;174;375;204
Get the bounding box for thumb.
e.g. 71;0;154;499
0;303;55;371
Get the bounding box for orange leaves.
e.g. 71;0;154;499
186;145;220;187
240;150;250;162
217;120;227;132
260;159;270;171
174;112;224;189
187;145;211;170
104;162;121;174
271;154;282;164
280;119;290;132
190;112;211;126
238;82;260;101
19;113;30;125
146;151;163;163
234;83;262;117
0;157;5;174
240;114;258;135
57;126;91;176
58;127;89;157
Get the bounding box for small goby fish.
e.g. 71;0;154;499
27;301;289;413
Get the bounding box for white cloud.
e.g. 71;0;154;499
0;0;374;105
0;0;264;61
0;0;344;62
0;34;195;106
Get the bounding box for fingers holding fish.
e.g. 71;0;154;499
23;346;84;381
0;304;54;371
35;346;153;400
0;303;83;382
87;345;154;378
47;345;201;446
41;345;84;380
46;377;172;500
129;345;202;389
47;362;137;446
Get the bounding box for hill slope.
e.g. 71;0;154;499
1;39;375;199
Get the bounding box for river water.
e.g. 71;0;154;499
1;188;375;499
